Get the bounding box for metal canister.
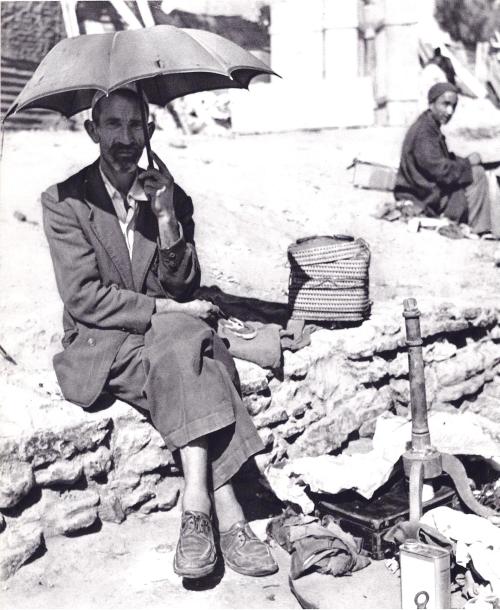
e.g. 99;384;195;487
400;539;451;609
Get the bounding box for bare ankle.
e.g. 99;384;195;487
182;489;211;516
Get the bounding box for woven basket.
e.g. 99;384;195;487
287;235;371;322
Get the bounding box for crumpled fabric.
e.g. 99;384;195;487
279;318;314;352
217;319;283;368
383;519;455;554
266;511;370;580
420;507;500;595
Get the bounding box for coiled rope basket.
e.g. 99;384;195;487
287;235;371;322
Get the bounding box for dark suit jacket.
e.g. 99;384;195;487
42;159;200;408
394;110;473;219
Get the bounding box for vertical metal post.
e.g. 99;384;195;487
403;298;431;452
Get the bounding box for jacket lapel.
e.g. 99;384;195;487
131;200;158;292
84;161;135;290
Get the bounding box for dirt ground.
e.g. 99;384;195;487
0;100;499;608
1;508;409;610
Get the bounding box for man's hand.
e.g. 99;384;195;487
138;151;175;219
183;300;222;320
155;298;222;320
467;152;482;166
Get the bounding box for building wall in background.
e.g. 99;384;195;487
1;1;67;129
1;1;65;63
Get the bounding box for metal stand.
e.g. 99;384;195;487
402;298;495;527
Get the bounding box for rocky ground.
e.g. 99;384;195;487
1;97;499;608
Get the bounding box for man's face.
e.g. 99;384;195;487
429;91;458;125
88;92;146;174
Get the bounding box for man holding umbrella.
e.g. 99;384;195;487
41;85;278;580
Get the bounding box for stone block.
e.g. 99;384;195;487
111;420;153;466
480;341;500;371
109;472;141;494
257;427;275;447
306;357;346;401
235;359;269;394
96;488;125;524
34;459;83;487
424;340;457;363
281;421;306;440
139;477;182;513
82;446;113;480
283;349;311;379
19;419;111;468
0;461;35;509
254;406;288;429
0;521;43;580
390;378;410;405
120;445;174;477
434;348;485;387
345;324;378;359
120;487;155;512
350;356;388;385
462;307;482;320
371;312;402;337
288;406;360;458
243;392;272;416
358;386;394;437
388;352;408;378
437;373;486;403
421;318;468;338
43;489;100;536
148;429;168;451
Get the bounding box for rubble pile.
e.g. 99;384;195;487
1;300;499;579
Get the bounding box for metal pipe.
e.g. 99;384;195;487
403;298;431;452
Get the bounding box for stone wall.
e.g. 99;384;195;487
1;1;65;63
1;301;500;579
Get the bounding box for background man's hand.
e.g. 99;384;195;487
467;152;482;166
139;151;175;218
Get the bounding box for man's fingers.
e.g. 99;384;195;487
138;169;162;181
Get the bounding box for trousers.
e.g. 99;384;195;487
105;312;264;489
444;165;492;234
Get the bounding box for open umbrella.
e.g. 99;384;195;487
3;25;276;166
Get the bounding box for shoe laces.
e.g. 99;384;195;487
183;513;210;536
236;525;257;546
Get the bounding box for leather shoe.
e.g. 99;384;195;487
219;520;279;576
173;510;217;578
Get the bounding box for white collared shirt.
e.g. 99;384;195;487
100;166;149;258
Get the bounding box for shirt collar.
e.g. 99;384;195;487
99;163;149;205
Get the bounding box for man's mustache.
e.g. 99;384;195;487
111;144;141;156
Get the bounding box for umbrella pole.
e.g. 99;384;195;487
136;81;154;169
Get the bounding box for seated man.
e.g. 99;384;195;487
41;85;278;580
394;82;494;236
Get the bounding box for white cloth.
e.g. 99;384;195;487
100;166;149;258
421;507;500;595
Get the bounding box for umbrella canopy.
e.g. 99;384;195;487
3;25;276;120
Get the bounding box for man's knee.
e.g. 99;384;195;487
150;311;209;338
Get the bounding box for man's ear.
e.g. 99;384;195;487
147;121;155;139
84;119;100;144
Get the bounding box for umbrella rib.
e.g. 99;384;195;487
108;30;120;90
178;29;232;78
